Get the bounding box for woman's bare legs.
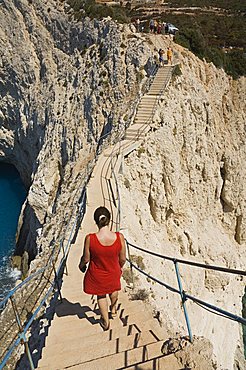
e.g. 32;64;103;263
97;295;109;330
109;291;118;315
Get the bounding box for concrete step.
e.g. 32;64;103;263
121;141;140;156
133;119;151;125
44;306;157;345
124;131;146;137
134;114;152;119
125;130;146;137
136;111;154;115
151;80;168;85
38;329;165;369
124;135;145;141
70;340;168;370
137;103;156;108
137;106;155;111
150;90;164;96
44;316;165;350
124;353;181;370
149;83;167;88
139;97;157;102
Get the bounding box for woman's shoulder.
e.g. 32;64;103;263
85;233;95;240
116;232;125;241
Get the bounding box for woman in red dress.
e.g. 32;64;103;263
79;206;126;330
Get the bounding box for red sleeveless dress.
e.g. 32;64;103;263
83;232;122;295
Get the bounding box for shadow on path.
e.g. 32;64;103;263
55;298;100;325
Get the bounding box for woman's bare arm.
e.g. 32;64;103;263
119;233;126;268
79;235;90;271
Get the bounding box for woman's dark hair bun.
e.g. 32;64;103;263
94;206;110;228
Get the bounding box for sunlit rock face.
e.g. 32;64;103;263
119;45;246;369
1;0;245;368
0;0;154;261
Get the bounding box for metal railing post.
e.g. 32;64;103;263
174;260;193;342
10;297;35;370
126;240;135;288
51;260;63;302
61;240;68;276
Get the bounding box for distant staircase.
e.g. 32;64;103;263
124;66;173;144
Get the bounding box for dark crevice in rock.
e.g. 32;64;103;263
15;202;41;263
148;174;157;222
235;215;243;244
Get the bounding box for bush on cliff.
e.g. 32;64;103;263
67;0;130;23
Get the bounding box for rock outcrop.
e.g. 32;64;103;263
119;44;246;369
0;0;154;264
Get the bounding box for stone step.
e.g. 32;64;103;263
44;307;157;344
139;96;157;102
135;112;153;117
70;340;167;370
134;118;152;124
38;329;165;369
136;111;154;115
124;131;146;137
44;316;165;349
124;135;146;141
138;102;156;107
124;353;181;370
148;91;164;95
121;141;140;156
125;129;146;136
136;106;155;111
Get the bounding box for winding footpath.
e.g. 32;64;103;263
38;36;180;369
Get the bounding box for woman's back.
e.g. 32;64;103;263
83;232;122;295
95;229;117;246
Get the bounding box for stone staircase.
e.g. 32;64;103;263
38;287;180;369
37;39;179;370
36;141;180;369
124;66;173;143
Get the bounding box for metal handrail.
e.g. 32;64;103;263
127;257;246;326
98;63;160;230
0;164;91;369
126;241;246;276
0;60;159;368
96;59;246;344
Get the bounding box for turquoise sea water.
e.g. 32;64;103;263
0;163;27;300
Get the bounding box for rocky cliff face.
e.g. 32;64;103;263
0;0;245;368
119;45;246;369
0;0;154;264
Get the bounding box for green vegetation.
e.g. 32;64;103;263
167;9;246;79
67;0;130;23
168;0;246;12
131;288;149;301
172;64;182;80
67;0;246;78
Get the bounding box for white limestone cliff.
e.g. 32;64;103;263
0;0;154;263
0;0;245;368
119;45;246;369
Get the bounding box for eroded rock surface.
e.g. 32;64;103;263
119;45;246;369
0;0;154;264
